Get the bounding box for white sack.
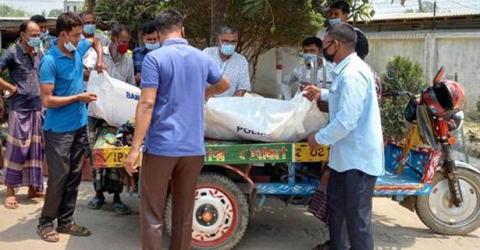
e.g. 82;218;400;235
86;71;140;127
204;93;328;142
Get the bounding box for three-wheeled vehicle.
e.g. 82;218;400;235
92;67;480;250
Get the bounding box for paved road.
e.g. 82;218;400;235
1;183;479;250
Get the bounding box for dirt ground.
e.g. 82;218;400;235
1;183;479;250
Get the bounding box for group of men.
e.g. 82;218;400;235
0;1;383;249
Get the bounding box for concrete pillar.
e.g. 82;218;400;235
424;32;437;82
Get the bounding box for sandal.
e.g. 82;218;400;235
57;221;91;236
88;197;105;210
28;189;45;199
112;202;131;215
4;196;19;209
37;224;60;243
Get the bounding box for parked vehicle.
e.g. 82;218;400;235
92;67;480;250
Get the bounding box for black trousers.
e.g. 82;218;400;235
327;169;377;250
39;126;88;227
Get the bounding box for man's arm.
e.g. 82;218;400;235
0;69;17;95
93;38;106;72
234;58;251;97
40;83;97;108
206;76;230;97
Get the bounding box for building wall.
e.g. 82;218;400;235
252;29;480;115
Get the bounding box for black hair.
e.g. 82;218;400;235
111;24;130;38
155;9;184;34
326;23;357;49
330;1;351;15
142;21;157;35
355;29;369;60
79;11;95;20
302;36;323;50
30;14;47;23
56;12;83;34
19;21;36;39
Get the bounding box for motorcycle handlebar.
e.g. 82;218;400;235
382;90;416;99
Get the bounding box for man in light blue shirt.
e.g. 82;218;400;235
304;23;383;250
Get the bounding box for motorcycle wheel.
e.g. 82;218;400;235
164;173;249;250
416;168;480;235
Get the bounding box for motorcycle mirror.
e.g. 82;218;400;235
433;66;445;84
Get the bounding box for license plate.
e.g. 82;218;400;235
293;143;329;162
93;147;142;168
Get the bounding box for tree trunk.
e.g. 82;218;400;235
87;0;96;12
210;0;228;46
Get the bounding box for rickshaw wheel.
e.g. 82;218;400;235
164;173;249;250
416;168;480;235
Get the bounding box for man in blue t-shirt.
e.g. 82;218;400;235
37;12;106;243
124;9;230;250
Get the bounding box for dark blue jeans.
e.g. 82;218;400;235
327;169;377;250
39;126;88;227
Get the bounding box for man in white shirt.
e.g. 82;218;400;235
282;37;333;100
203;25;250;98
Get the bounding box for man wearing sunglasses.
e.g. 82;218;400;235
304;23;383;250
203;25;250;98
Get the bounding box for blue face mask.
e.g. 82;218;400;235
27;37;41;48
145;42;160;51
303;53;318;63
64;41;77;52
83;24;96;35
40;31;48;40
328;18;342;26
220;44;236;56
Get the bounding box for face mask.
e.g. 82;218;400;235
145;42;160;51
220;44;235;56
322;43;337;63
83;24;96;35
117;44;129;54
40;31;48;40
302;53;318;63
27;37;41;48
328;18;342;26
64;40;77;52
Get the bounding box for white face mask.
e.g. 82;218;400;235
64;39;77;52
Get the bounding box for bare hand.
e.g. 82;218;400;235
205;94;213;102
125;148;140;177
302;85;321;102
96;61;107;73
77;92;97;103
308;133;321;150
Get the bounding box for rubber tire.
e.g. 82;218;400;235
164;173;249;250
416;168;480;235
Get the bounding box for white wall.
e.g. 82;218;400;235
252;29;480;116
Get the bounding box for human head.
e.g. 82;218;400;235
355;29;369;60
19;21;41;48
322;23;357;63
110;24;131;55
154;9;185;44
142;21;160;50
30;14;48;38
79;11;96;36
302;37;323;65
328;1;350;26
217;25;238;57
56;12;84;52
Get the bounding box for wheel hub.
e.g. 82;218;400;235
429;178;479;226
192;187;235;243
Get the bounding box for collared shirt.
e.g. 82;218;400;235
0;44;43;111
39;35;55;54
132;46;149;75
141;38;222;156
315;53;384;176
282;59;333;99
39;39;91;133
203;46;250;97
83;46;135;85
82;33;111;71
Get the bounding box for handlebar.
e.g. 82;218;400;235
382;90;416;100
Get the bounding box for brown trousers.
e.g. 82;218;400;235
140;153;204;250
